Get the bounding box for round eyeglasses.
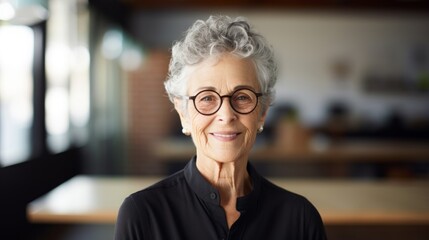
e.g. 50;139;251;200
185;88;263;116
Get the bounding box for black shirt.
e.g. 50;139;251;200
115;157;327;240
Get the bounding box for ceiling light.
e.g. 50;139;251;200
0;2;15;21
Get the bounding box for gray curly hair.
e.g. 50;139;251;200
164;15;277;112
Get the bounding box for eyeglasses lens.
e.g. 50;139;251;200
195;91;220;114
231;89;257;113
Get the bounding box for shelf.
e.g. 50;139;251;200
153;138;429;163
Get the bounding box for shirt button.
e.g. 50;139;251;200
210;192;217;200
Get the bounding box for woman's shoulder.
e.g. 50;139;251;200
259;177;314;207
115;172;187;240
128;170;187;202
258;177;325;225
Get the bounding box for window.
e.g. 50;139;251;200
45;0;90;153
0;25;34;166
0;0;90;167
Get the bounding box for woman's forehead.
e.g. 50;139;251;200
186;54;259;93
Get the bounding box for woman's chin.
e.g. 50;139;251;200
204;148;246;163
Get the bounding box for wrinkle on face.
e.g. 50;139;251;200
176;54;267;176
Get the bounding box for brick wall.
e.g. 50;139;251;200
127;50;177;174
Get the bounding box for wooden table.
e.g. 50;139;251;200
27;175;429;225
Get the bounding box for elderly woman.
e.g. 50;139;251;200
115;15;326;240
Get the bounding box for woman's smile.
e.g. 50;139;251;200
210;131;242;142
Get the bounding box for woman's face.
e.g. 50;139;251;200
176;54;267;163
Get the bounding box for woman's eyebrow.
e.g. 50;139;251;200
192;85;256;94
194;86;217;92
189;86;217;95
233;85;256;91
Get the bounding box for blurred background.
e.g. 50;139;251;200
0;0;428;239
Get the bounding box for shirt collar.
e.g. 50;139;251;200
184;156;261;211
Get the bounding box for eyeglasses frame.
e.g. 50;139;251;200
185;88;263;116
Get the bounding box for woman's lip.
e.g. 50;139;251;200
210;132;241;141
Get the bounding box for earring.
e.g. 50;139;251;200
257;126;264;133
182;128;191;136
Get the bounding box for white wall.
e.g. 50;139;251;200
245;11;429;126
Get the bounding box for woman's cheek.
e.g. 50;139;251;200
191;115;210;145
245;129;255;148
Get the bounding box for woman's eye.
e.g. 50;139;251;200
235;95;251;101
200;95;215;102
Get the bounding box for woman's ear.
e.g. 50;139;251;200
257;107;269;129
174;98;191;132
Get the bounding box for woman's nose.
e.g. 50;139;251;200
216;98;237;122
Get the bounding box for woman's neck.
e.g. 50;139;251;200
196;155;252;228
196;155;252;205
